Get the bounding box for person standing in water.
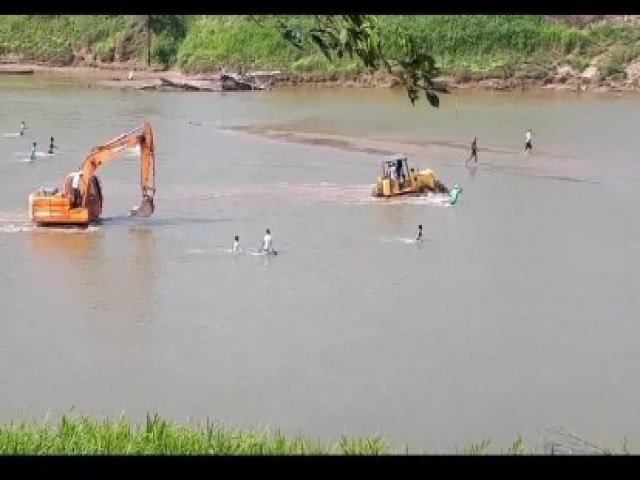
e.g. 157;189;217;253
29;142;37;161
48;137;57;154
465;137;478;164
521;129;533;155
232;235;243;254
261;228;277;255
19;122;26;136
415;225;423;242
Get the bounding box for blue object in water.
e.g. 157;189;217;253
449;184;462;204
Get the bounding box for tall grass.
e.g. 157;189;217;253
380;15;588;56
0;413;631;454
0;15;125;64
176;15;593;74
378;15;591;75
0;413;388;454
176;16;357;74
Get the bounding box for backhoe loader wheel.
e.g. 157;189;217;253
435;180;449;194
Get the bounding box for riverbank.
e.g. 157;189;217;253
2;16;640;94
0;414;622;454
2;60;640;95
0;414;384;454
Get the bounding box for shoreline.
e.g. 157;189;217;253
1;60;639;95
0;412;616;454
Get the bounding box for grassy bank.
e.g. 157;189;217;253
0;16;126;65
0;413;629;454
0;414;387;454
0;15;639;83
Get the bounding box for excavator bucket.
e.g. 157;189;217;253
136;197;154;217
130;197;154;218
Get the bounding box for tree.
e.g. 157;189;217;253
250;15;448;107
130;15;188;67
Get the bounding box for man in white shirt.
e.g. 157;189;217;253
71;170;83;207
261;228;277;255
389;165;397;183
232;235;243;254
262;229;272;253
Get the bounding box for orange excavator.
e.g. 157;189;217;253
28;122;156;226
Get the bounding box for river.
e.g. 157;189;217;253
0;75;639;453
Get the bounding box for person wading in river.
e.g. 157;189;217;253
465;137;478;164
521;129;533;156
232;235;243;254
261;228;277;255
48;136;57;155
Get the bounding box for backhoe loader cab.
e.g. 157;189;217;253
372;154;449;198
383;155;409;181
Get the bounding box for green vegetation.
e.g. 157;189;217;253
0;413;630;454
0;15;638;81
598;43;640;78
0;16;126;65
381;16;589;72
0;413;387;454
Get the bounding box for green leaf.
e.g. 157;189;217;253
425;90;440;108
282;28;303;49
310;33;332;61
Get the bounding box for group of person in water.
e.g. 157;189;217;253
19;122;58;160
231;226;428;255
232;225;428;254
231;228;277;255
465;129;533;165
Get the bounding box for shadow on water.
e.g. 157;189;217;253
27;228;103;260
26;223;160;328
126;225;158;326
465;164;478;181
446;162;604;186
533;174;603;185
26;228;106;302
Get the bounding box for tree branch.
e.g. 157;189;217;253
262;15;446;107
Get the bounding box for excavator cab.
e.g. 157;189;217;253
62;174;103;209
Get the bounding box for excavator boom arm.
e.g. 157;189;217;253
77;122;156;213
